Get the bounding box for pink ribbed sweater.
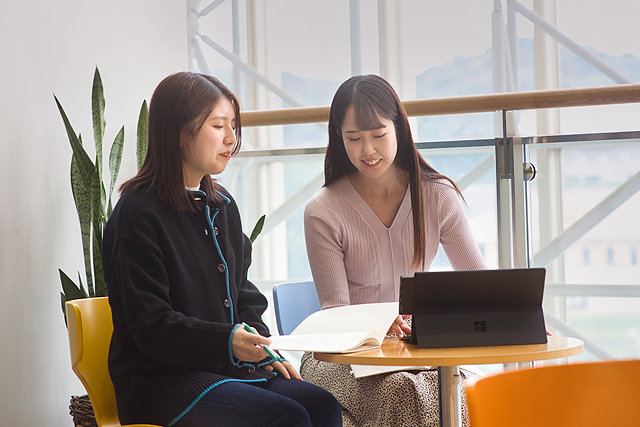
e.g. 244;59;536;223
304;176;487;309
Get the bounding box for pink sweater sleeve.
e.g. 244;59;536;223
304;197;351;308
437;183;487;270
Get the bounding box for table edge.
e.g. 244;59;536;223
313;336;584;366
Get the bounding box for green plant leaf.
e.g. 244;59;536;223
59;268;89;325
92;67;106;174
108;126;125;217
59;268;89;300
71;154;93;294
89;166;104;297
77;272;88;296
92;221;107;297
56;69;139;320
60;293;68;326
249;214;266;243
54;95;95;189
137;100;149;171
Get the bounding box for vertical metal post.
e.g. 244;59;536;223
496;111;513;268
506;0;519;91
377;0;389;80
493;3;513;269
438;366;461;427
393;0;404;97
533;0;566;321
511;136;529;268
349;0;363;75
245;0;258;112
187;0;202;72
496;111;529;269
495;139;513;268
232;0;242;95
533;0;559;132
491;0;506;94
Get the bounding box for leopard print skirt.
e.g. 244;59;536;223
300;352;469;427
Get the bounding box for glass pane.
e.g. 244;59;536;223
527;132;640;361
420;146;498;269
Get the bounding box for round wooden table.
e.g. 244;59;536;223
314;336;583;427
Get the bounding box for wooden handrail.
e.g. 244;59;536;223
240;83;640;127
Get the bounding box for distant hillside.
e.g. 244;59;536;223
416;38;640;98
415;38;640;140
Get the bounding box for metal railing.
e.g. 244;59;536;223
240;83;640;125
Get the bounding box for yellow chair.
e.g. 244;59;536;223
66;297;161;427
466;358;640;427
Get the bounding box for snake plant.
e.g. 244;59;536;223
55;67;148;321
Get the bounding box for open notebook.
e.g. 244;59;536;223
269;302;398;353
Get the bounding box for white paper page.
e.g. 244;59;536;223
290;302;399;336
270;331;379;353
269;302;399;353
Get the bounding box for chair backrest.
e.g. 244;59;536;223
66;297;123;427
272;281;321;335
466;358;640;427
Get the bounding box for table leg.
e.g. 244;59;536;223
438;365;461;427
504;361;534;371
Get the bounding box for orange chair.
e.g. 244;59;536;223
66;297;161;427
466;358;640;427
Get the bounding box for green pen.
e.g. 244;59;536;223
242;322;284;362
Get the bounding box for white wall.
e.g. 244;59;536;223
0;1;187;425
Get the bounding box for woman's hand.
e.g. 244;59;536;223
387;315;411;338
263;360;303;380
231;326;274;362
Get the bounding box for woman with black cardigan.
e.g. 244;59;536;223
103;72;341;427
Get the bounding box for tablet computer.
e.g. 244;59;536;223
399;268;547;348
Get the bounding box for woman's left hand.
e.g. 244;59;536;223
263;360;302;380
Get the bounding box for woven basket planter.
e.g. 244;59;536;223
69;395;97;427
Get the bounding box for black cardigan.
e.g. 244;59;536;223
103;187;275;426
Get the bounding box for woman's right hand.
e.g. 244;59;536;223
231;326;274;362
387;315;411;338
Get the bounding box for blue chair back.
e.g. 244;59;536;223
272;281;321;335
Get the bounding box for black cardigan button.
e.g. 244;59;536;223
223;299;230;308
217;263;226;273
214;226;219;236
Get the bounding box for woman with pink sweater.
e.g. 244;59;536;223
301;74;486;427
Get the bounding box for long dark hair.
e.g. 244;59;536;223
121;72;242;211
325;74;462;269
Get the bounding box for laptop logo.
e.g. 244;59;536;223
474;320;487;332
